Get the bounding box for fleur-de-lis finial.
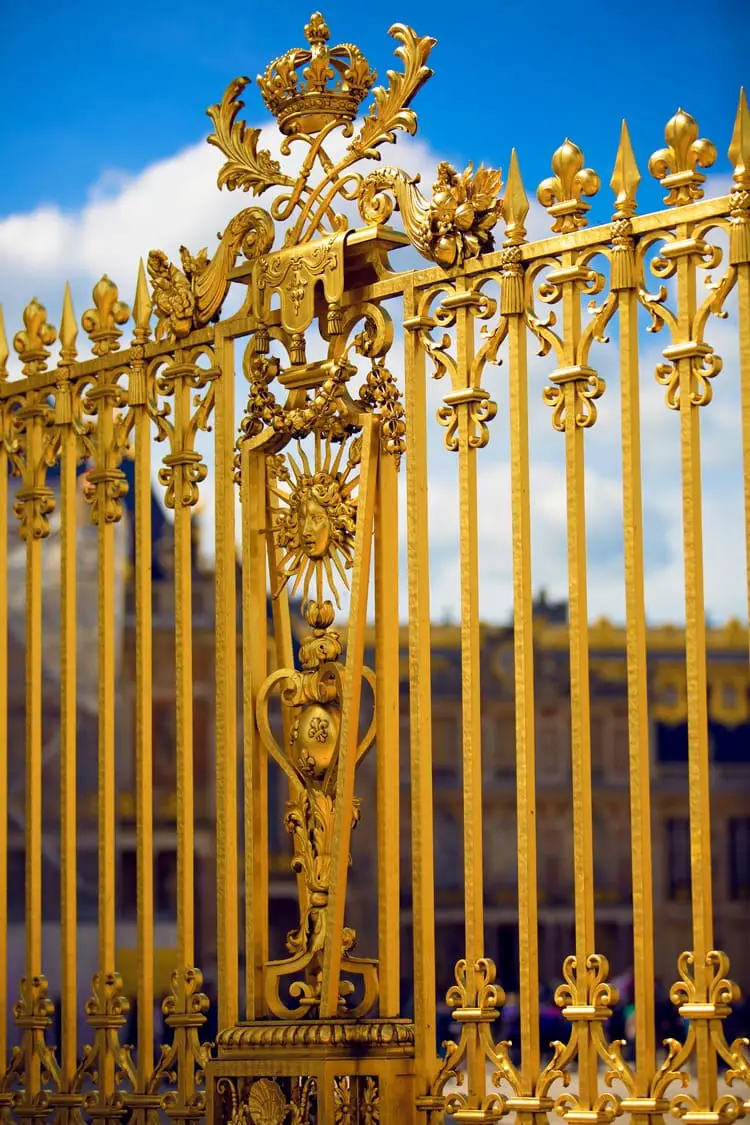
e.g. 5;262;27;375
648;107;717;206
537;138;600;234
611;120;641;219
502;148;529;245
81;275;130;357
0;305;8;380
729;87;750;191
13;298;57;376
59;282;78;365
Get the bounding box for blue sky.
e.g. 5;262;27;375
1;0;748;219
0;0;748;625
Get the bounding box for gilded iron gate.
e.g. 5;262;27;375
1;11;749;1124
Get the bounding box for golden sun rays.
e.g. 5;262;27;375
270;432;361;609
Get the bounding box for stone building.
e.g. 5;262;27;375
5;471;750;1044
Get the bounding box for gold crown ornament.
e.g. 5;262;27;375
257;12;377;136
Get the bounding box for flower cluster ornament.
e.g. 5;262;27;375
359;160;503;269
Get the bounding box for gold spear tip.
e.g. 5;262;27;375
0;305;8;378
501;148;529;244
59;282;78;362
133;258;152;333
610;119;641;218
729;87;750;188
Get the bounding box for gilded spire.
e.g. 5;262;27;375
502;148;529;245
611;120;640;219
133;258;152;339
0;305;8;380
729;87;750;190
59;282;78;365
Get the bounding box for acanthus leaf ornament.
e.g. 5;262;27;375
207;76;297;195
348;22;434;158
148;206;275;340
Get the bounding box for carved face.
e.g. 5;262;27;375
299;496;331;559
271;438;360;609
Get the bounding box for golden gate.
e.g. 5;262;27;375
0;11;749;1124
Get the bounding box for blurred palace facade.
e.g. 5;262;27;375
4;468;750;1040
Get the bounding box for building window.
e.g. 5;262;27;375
8;850;24;922
156;849;178;917
729;819;750;900
432;713;460;784
119;849;137;918
656;723;689;763
666;818;691;901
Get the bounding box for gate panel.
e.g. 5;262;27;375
0;12;748;1125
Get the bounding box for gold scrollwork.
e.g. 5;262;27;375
154;347;218;509
148;207;274;340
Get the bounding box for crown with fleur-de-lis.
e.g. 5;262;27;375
257;12;377;136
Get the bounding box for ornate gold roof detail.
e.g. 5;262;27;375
257;11;377;136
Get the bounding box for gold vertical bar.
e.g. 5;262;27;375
453;289;485;981
132;385;154;1083
241;446;268;1019
617;282;656;1090
403;279;437;1083
374;446;400;1017
557;251;597;1111
0;410;7;1071
674;224;715;1106
506;306;541;1085
25;407;46;1102
319;415;378;1018
214;333;239;1030
97;471;117;1027
739;260;750;640
173;362;195;972
59;411;78;1085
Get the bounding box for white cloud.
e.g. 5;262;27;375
0;128;744;627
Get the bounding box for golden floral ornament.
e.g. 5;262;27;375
359;160;503;268
271;435;360;608
148;207;275;340
649;107;717;206
537;138;600;233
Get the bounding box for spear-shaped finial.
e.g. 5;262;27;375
729;87;750;191
611;119;641;219
0;306;8;380
133;258;152;339
729;88;750;265
502;148;529;245
59;282;78;365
